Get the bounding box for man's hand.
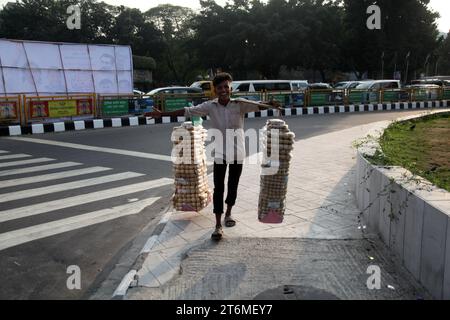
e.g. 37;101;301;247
144;108;162;118
261;99;282;110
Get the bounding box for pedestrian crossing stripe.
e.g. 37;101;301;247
0;162;82;177
0;166;112;189
0;178;173;223
0;171;144;203
0;157;55;168
0;197;160;251
0;153;173;252
0;154;31;161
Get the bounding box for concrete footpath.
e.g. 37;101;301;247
124;117;434;300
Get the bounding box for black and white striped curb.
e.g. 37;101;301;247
112;207;173;299
1;100;448;136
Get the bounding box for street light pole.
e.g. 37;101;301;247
405;51;410;84
393;51;398;75
435;56;439;76
424;53;431;77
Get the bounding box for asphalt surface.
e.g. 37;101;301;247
0;109;428;299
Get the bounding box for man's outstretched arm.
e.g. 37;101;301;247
236;98;283;113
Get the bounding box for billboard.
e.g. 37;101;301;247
29;98;94;118
0;39;133;96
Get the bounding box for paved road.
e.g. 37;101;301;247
0;109;428;299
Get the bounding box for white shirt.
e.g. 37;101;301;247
184;98;260;163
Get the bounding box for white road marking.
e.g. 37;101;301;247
0;166;112;189
8;137;173;162
0;158;55;169
0;162;82;177
0;150;9;154
0;172;144;203
0;197;160;251
113;270;137;297
140;235;158;254
0;178;173;222
0;154;31;161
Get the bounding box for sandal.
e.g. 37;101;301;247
224;215;236;227
211;226;223;240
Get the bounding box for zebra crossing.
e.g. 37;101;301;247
0;149;173;252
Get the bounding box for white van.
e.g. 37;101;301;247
290;80;309;91
354;80;402;103
355;80;401;90
231;80;292;92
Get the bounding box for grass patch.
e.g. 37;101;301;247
367;112;450;192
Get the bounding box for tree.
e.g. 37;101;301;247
0;0;116;43
436;33;450;75
342;0;440;81
109;6;164;59
145;4;199;84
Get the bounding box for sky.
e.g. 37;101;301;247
0;0;449;32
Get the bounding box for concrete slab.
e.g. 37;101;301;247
32;124;44;134
53;122;65;132
443;217;450;299
74;121;85;130
420;202;448;299
378;174;392;245
368;167;382;232
389;182;407;261
403;192;425;279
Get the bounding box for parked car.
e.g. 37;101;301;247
146;86;203;95
333;81;361;89
190;80;215;98
231;80;292;92
308;83;332;90
355;80;401;90
133;89;145;95
307;83;344;104
146;86;205;111
411;79;450;87
290;80;309;91
405;84;441;100
353;80;403;103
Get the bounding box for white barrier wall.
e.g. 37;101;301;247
355;111;450;299
0;39;133;96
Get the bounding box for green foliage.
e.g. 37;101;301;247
133;55;156;70
342;0;440;79
0;0;445;85
378;112;450;191
437;32;450;75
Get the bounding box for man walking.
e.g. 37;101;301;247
155;73;280;240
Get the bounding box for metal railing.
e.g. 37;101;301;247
97;94;154;117
1;87;448;127
24;94;96;124
0;95;22;126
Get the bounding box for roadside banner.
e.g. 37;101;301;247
0;101;18;120
31;101;49;118
128;98;153;113
28;95;95;119
48;100;77;117
291;93;305;107
309;91;333;106
165;98;190;112
348;91;364;104
443;88;450;100
267;93;291;107
77;99;94;115
102;99;129;116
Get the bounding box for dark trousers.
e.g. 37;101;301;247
213;161;243;214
